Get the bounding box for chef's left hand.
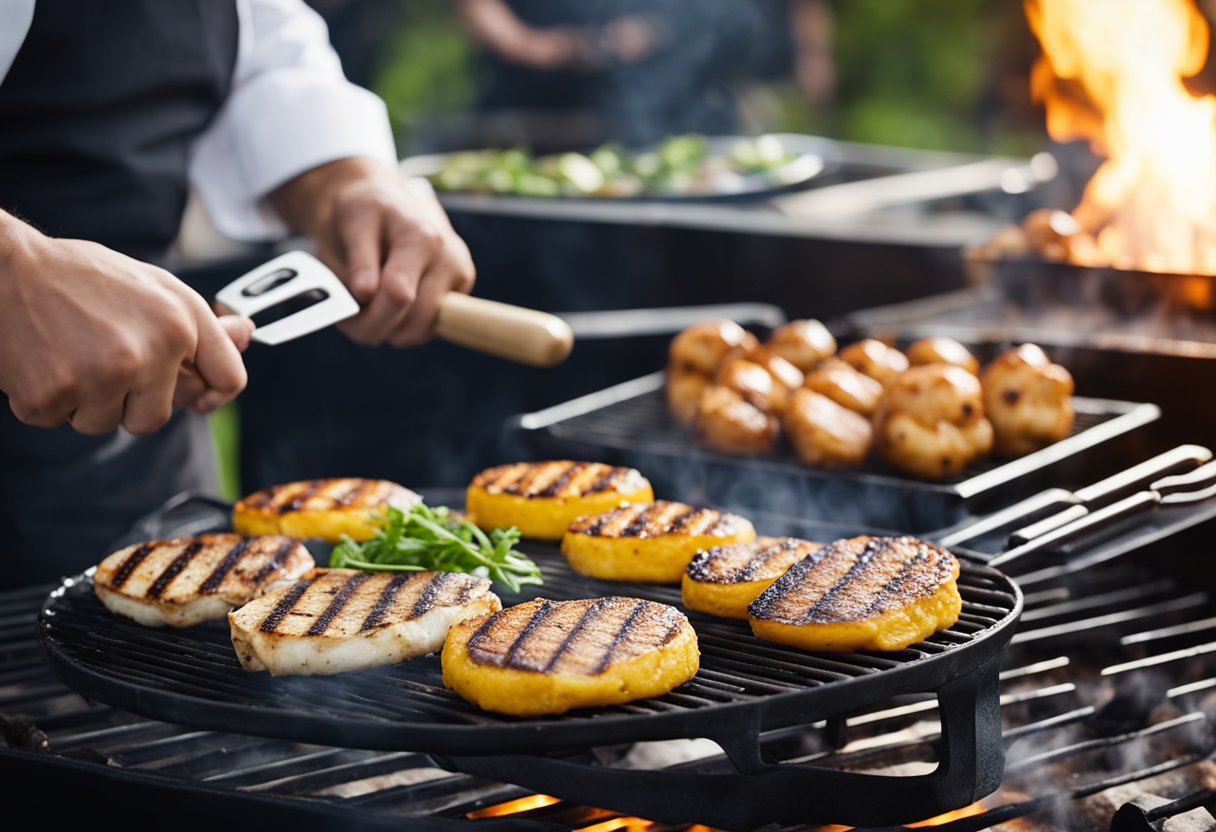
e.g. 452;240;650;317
270;157;476;347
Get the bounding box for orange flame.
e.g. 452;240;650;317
1026;0;1216;275
906;802;988;827
466;793;561;818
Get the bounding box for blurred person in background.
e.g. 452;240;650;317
0;0;474;588
454;0;835;147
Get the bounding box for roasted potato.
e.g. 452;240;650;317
981;344;1075;456
839;339;910;387
783;388;872;468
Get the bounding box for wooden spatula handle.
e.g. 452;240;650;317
435;294;573;366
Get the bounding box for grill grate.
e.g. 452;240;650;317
6;489;1216;829
40;536;1018;758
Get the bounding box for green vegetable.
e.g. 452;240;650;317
328;504;543;593
428;133;799;198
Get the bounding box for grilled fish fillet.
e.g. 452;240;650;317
467;461;654;540
94;534;313;628
562;501;756;583
232;479;420;542
748;535;961;652
682;536;822;620
442;597;699;716
229;569;501;676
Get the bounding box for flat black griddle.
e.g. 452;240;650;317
38;500;1020;827
513;372;1159;532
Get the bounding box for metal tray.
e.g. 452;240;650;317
513;372;1160;532
38;500;1020;828
399;134;834;204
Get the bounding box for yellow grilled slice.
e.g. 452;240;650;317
232;479;420;543
561;501;756;584
94;533;313;628
466;461;654;540
229;568;501;676
442;596;699;716
682;536;822;620
749;535;961;652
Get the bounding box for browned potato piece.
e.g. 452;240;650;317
803;357;884;416
783;389;872;468
717;359;787;412
694;386;779;455
727;344;805;392
874;366;993;479
666;367;711;426
876;414;976;479
669;320;758;376
839;339;909;387
766;320;837;374
880;364;985;426
981;344;1075;457
906;337;980;375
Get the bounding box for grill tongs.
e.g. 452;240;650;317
973;446;1216;568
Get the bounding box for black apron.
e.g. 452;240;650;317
0;0;240;588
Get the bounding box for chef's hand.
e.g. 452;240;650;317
0;211;253;435
270;157;476;348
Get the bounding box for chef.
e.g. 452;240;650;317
0;0;475;588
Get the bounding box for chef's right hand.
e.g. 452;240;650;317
0;212;253;436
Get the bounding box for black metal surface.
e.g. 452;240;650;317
39;518;1019;762
513;372;1159;532
11;483;1216;830
972;254;1216;324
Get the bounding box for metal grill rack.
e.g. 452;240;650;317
514;372;1159;531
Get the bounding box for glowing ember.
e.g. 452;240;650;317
578;818;655;832
465;793;560;818
1026;0;1216;275
905;802;988;827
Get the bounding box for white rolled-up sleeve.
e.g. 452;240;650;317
189;0;397;240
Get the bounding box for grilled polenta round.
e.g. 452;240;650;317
466;461;653;540
442;597;699;716
562;501;756;584
682;536;822;620
749;535;961;652
233;479;420;543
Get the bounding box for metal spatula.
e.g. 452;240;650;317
215;251;573;366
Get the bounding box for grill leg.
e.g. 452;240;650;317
934;647;1007;804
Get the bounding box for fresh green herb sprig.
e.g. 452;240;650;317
328;504;543;593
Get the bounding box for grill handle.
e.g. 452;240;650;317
435;294;573;367
1006;444;1212;545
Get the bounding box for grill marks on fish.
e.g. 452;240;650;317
305;572;370;636
471;461;646;499
409;572;452;619
145;540;205;599
686;537;823;584
95;534;312;604
748;536;959;625
260;579;314;632
252;539;297;583
360;574;409;632
199;538;252;594
464;597;689;676
567;501;749;539
110;543;155;590
250;570;495;638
